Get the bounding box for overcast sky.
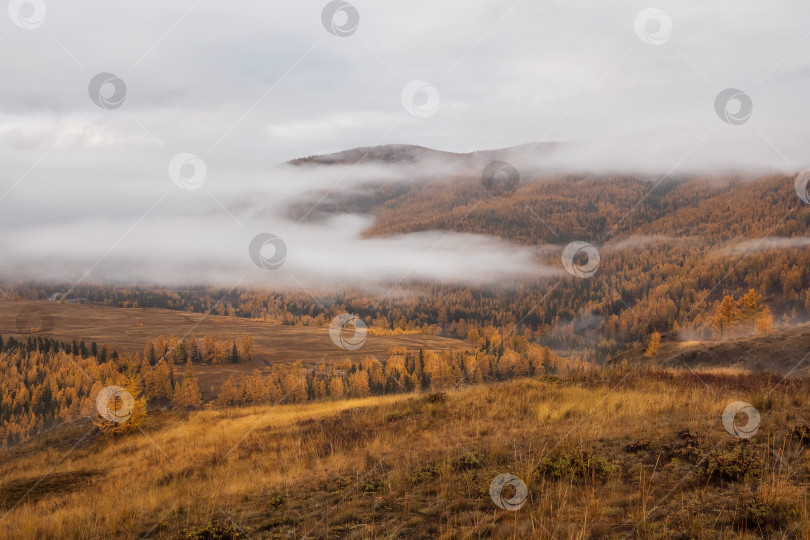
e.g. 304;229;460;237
1;0;809;288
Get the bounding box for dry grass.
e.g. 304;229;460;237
0;301;466;363
0;301;468;397
1;368;809;539
659;322;810;377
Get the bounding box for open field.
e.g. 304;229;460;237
0;301;467;362
0;301;469;397
1;367;808;539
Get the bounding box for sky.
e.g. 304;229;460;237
1;0;809;289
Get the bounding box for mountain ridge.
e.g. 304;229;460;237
286;141;561;167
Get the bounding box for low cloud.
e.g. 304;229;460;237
604;235;701;252
729;236;810;255
0;206;558;288
1;0;809;288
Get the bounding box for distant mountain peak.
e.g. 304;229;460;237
287;142;559;167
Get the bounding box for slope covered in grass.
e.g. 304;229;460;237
0;369;808;538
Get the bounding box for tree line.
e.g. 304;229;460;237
0;335;205;447
0;326;589;446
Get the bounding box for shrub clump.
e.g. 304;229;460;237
535;449;617;482
267;492;287;509
736;488;799;533
663;429;703;463
705;443;764;482
177;519;248;539
361;479;385;493
623;439;652;453
425;392;447;404
452;452;485;472
409;465;439;484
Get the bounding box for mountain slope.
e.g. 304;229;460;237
286;144;802;246
1;370;808;538
279;143;810;369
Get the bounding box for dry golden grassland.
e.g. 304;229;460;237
0;301;468;398
1;368;809;539
0;302;466;363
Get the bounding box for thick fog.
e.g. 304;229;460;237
1;0;809;288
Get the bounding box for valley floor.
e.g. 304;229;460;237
0;368;809;539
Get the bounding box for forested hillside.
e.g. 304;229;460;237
5;148;809;364
288;149;810;357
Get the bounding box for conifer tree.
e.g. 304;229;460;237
713;295;739;337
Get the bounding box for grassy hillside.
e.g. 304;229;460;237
655;321;810;377
1;367;808;539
